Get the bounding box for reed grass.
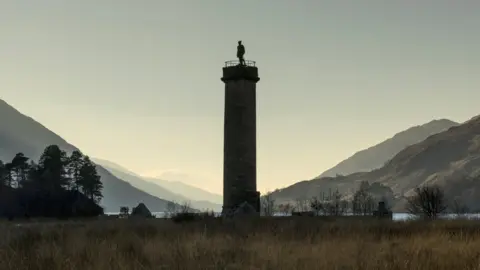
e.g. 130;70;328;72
1;217;480;270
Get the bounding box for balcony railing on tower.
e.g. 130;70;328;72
224;60;256;68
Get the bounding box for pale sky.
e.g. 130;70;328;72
1;1;479;194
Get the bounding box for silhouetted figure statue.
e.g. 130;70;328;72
237;41;245;65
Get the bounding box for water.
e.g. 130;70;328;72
393;213;480;221
107;212;480;221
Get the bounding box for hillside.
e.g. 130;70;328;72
271;116;480;211
318;119;458;178
94;159;222;211
143;175;223;205
0;99;179;213
94;158;222;204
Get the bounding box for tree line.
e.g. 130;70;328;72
261;181;387;217
261;181;471;220
0;145;104;219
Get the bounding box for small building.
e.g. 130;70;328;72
373;201;393;219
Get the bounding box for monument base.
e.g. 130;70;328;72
222;190;260;218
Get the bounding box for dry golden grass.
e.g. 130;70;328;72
1;217;480;270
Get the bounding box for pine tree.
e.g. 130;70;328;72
36;145;69;191
3;162;13;187
9;153;30;188
78;156;103;203
66;150;85;190
0;160;6;187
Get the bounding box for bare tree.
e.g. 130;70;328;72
260;192;276;216
352;187;375;216
179;200;193;213
295;198;310;212
119;206;129;218
278;203;294;216
165;201;179;218
309;196;324;216
164;200;195;218
407;185;447;220
451;199;469;219
328;190;348;216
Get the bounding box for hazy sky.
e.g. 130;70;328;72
1;1;479;194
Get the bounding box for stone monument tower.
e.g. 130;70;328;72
221;41;260;216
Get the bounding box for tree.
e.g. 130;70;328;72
0;160;6;187
36;145;69;190
0;145;104;219
165;201;178;218
178;200;192;214
119;206;129;218
66;150;85;191
309;196;324;216
359;180;370;191
77;156;103;203
407;185;447;220
3;162;13;187
451;199;469;218
8;153;30;188
278;203;294;216
294;198;310;212
352;185;375;215
260;191;276;216
329;190;348;216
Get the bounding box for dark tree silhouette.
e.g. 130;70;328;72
66;150;84;191
78;156;103;203
36;145;69;191
451;198;469;218
0;145;104;219
8;153;30;188
407;185;447;220
3;161;13;187
352;183;375;216
0;160;6;187
309;196;323;216
260;191;276;216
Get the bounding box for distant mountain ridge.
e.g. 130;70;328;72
143;176;223;204
93;159;222;211
93;158;222;204
0;99;180;212
271;116;480;211
317;119;459;178
142;171;222;204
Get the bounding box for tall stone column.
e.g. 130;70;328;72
221;60;260;215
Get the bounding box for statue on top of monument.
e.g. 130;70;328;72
237;41;245;66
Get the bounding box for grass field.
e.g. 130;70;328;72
1;217;480;270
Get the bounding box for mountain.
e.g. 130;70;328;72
144;177;222;204
271;116;480;211
0;99;179;213
92;158;133;174
93;159;222;211
317;119;459;178
143;171;222;204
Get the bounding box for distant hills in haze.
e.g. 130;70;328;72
143;170;222;204
271;116;480;211
0;99;181;213
317;119;459;178
93;158;222;211
143;176;223;205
